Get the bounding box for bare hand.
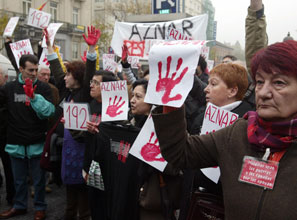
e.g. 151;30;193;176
250;0;263;11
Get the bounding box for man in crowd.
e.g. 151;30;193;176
0;54;55;220
0;65;15;206
37;64;59;106
222;55;238;64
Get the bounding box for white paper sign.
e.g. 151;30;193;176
101;80;129;122
144;40;205;107
10;39;34;68
39;46;61;66
42;23;63;47
27;8;51;29
63;103;90;131
3;17;19;37
39;48;49;66
201;46;210;60
129;115;168;172
200;103;239;183
127;56;139;69
201;167;221;184
200;103;239;135
111;14;208;59
102;54;117;73
207;60;214;71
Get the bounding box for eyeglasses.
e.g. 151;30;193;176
90;79;100;86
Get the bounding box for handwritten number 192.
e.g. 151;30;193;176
65;105;87;129
30;11;49;28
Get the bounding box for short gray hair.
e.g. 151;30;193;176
0;65;8;76
38;64;50;73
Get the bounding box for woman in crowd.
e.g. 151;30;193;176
190;62;254;135
152;40;297;219
130;79;182;220
179;62;254;220
45;26;100;220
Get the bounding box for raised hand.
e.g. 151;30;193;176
140;132;165;162
23;78;37;106
156;56;188;104
106;96;125;117
83;26;101;46
121;44;128;62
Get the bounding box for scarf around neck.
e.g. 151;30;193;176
243;111;297;152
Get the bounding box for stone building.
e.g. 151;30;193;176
1;0;93;61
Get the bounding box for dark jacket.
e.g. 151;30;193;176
0;79;52;145
91;122;141;220
153;107;297;220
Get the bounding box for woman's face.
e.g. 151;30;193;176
64;72;79;89
130;85;151;115
255;68;297;121
204;74;237;107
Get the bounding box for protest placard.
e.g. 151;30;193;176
127;56;139;69
41;23;63;47
200;103;239;135
111;14;208;59
201;46;210;60
200;103;239;183
102;54;117;73
63;103;90;131
10;39;34;68
144;40;204;107
27;8;51;29
101;80;129;122
207;60;214;71
166;27;193;41
3;17;19;37
39;48;49;66
129;115;168;172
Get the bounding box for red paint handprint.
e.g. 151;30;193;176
106;96;125;117
140;132;165;162
42;57;49;66
156;56;188;104
17;50;31;58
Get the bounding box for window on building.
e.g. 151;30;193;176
73;8;79;25
72;42;79;59
22;0;31;14
50;2;58;21
95;0;104;2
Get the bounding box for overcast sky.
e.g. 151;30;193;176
212;0;297;48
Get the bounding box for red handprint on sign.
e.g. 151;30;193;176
17;50;31;58
42;57;49;66
156;56;188;104
106;96;125;117
140;132;165;162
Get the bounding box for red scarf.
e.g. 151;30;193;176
243;111;297;152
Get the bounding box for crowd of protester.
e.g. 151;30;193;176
1;0;297;219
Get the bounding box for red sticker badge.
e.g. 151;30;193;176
238;156;279;189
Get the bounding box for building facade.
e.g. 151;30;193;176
1;0;93;61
